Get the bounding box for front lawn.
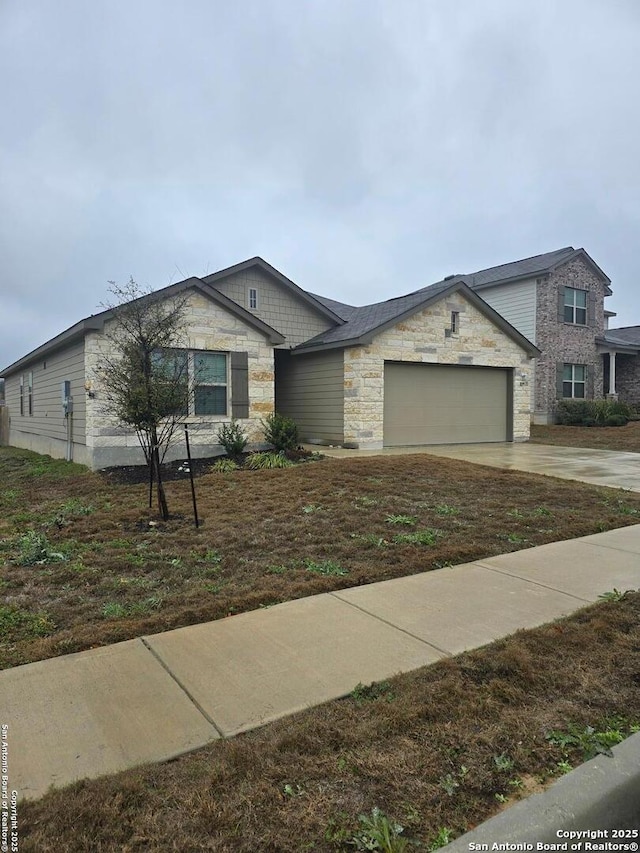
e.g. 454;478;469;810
531;421;640;452
18;591;640;851
2;445;640;670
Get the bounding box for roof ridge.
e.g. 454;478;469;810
469;246;574;277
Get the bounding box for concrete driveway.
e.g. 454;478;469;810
313;443;640;491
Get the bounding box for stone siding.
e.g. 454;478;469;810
84;289;275;468
534;258;606;423
343;291;533;448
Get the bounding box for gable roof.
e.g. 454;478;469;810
201;257;346;325
0;277;285;377
294;278;539;357
466;246;612;292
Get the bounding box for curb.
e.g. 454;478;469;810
445;732;640;849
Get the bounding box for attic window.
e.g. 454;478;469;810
248;288;258;310
451;311;460;335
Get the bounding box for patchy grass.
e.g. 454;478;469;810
530;421;640;452
17;593;640;852
2;445;640;669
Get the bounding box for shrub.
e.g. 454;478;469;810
555;399;630;427
555;400;595;425
605;414;628;427
261;412;299;452
216;420;248;458
245;451;294;469
211;458;239;473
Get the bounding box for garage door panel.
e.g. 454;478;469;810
384;362;509;446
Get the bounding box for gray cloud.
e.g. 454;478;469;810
2;0;640;368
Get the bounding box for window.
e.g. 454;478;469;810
450;311;459;334
152;349;228;417
28;371;33;415
19;375;24;416
248;288;258;310
151;349;189;415
563;363;586;398
194;352;228;415
564;287;587;325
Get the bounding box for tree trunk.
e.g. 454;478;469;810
150;427;169;521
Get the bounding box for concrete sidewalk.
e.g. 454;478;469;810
4;525;640;801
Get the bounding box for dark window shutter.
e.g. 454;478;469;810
556;362;565;397
587;291;596;326
558;287;566;323
231;351;249;419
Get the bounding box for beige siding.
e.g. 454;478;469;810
4;340;87;457
276;349;344;444
477;279;537;344
212;268;333;346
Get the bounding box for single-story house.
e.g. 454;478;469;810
0;257;540;468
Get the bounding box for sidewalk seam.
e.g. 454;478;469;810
140;638;225;739
329;592;453;658
471;562;595;601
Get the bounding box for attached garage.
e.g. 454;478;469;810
383;362;512;446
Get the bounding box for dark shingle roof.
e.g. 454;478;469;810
467;247;576;289
603;327;640;347
297;280;456;349
308;293;357;321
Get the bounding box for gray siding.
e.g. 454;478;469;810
212;268;333;346
4;340;87;446
476;279;537;344
276;349;344;444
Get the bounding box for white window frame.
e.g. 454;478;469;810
563;363;587;398
564;287;587;325
450;311;459;334
248;287;258;310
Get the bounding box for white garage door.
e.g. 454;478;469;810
383;362;511;446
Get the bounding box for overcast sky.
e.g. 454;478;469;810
2;0;639;369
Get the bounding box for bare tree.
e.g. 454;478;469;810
96;279;191;520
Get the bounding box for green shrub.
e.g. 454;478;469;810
216;419;248;458
211;458;239;473
556;399;630;427
605;414;628;427
245;451;294;469
261;412;299;452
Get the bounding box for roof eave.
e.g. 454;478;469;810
0;317;105;377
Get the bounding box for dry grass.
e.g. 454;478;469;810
531;420;640;452
2;446;640;670
17;592;640;852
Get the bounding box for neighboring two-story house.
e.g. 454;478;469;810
463;246;626;423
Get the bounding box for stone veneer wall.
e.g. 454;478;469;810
84;290;275;468
534;258;606;423
343;291;534;448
